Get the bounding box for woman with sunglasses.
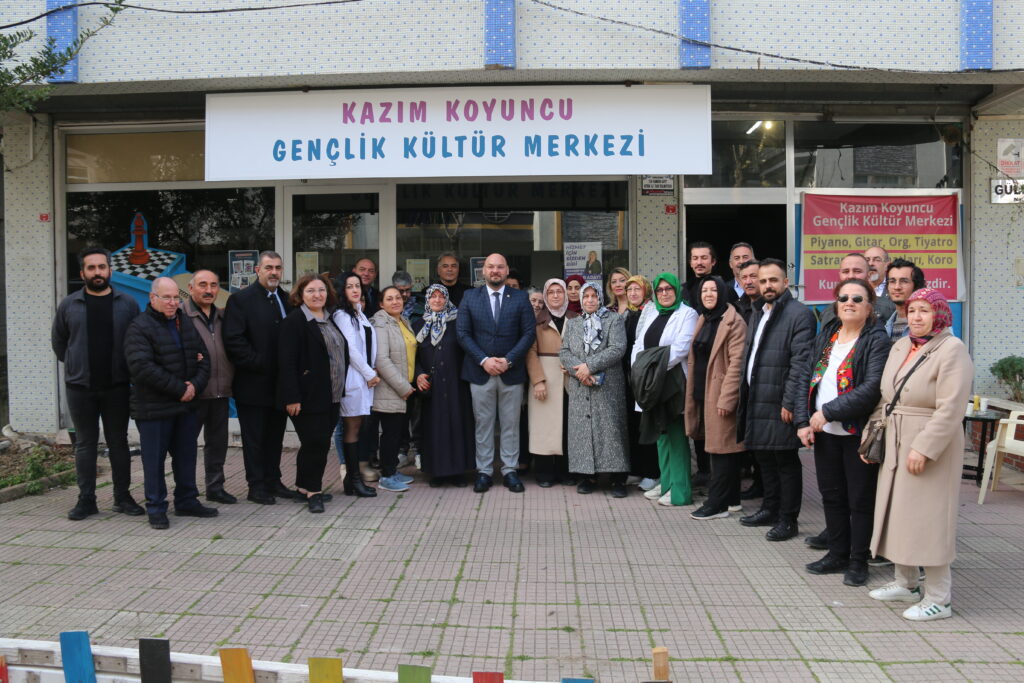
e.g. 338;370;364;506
796;278;890;587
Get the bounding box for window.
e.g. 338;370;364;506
685;120;786;188
66;131;204;184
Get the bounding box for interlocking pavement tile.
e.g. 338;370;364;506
512;603;578;631
660;661;738;682
336;577;397;600
251;594;326;619
788;630;871;661
586;657;656;682
511;629;583;660
229;617;308;647
706;604;778;631
855;632;941;662
768;605;847;631
653;630;728;660
574;580;637;605
299;617;376;654
884;662;969;682
507;656;568;682
189;591;262;617
953;662;1024;682
458;561;517;583
272;572;342;597
832;605;921;632
921;632;1018;663
720;630;799;660
366;623;443;655
164;614;243;644
440;625;511;658
581;627;650;659
429;655;504;679
316;595;387;623
447;602;514;629
352;651;435;673
379;599;451;627
90;611;174;643
517;580;575;604
576;604;646;631
959;607;1024;633
125;588;206;614
734;660;817;682
390;579;455;602
808;661;890;682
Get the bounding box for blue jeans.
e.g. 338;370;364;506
333;419;344;464
137;411;200;516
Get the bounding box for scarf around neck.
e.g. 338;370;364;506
579;282;606;353
415;284;458;347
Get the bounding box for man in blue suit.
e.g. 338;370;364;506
457;253;537;493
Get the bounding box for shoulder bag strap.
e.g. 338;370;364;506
884;351;930;418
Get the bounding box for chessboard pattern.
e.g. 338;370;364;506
111;248;179;280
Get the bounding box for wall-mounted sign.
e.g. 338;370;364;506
801;193;960;302
206;85;711;181
641;175;675;196
991;178;1024;203
563;241;603;284
998;138;1024;178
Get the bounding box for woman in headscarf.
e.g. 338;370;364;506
865;289;972;621
605;267;632;315
413;284;475;487
526;279;578;486
623;275;659;491
560;282;630;496
685;276;748;520
631;272;699;506
565;274;586;315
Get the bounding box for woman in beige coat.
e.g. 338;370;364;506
865;288;973;621
371;286;417;493
526;279;578;487
684;276;747;520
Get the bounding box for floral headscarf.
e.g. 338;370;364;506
565;274;586;314
905;287;952;346
652;272;682;315
543;278;569;318
624;274;652;311
415;284;458;347
579;281;606;354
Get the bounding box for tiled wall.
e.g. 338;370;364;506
634;179;682;279
967;119;1024;399
3;116;59;433
993;0;1024;70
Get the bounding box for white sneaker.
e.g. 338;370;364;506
644;484;663;500
397;452;415;469
902;602;952;621
728;504;743;512
360;462;380;482
868;582;922;603
658;491;681;506
626;475;643;486
638;477;659;491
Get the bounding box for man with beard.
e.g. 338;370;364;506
224;250;294;504
733;259;761;325
737;258;815;542
457;253;536;493
883;258;927;342
52;247;144;520
725;242;754;303
685;241;719;308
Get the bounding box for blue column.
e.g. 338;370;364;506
46;0;79;83
679;0;711;69
484;0;516;69
960;0;993;70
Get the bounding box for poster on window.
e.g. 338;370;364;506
469;256;486;288
801;193;959;302
405;258;430;291
563;242;603;284
228;250;259;293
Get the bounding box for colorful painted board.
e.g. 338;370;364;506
652;646;669;681
219;648;255;683
308;657;344;683
397;664;431;683
138;639;172;683
59;631;97;683
0;654;9;683
472;673;504;683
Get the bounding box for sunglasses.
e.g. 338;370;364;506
837;294;865;303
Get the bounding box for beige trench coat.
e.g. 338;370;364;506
868;329;973;567
525;309;577;455
684;306;747;454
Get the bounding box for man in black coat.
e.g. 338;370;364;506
736;259;816;542
125;277;215;529
733;259;761;325
224;250;294;504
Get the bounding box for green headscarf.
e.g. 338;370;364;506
652;272;682;315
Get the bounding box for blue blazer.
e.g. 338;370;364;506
456;285;537;385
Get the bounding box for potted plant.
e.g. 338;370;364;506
990;355;1024;403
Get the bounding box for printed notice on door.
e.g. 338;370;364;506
801;193;959;302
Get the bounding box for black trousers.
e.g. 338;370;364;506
65;384;132;501
533;454;568;482
137;411;200;516
693;438;711;475
359;412;380;463
375;411;408;477
235;402;288;495
814;432;878;562
194;397;230;493
753;449;802;523
627;409;660;479
706;452;741;511
290;405;339;493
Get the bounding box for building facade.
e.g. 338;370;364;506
3;0;1024;432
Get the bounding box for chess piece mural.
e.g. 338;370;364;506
111;212;188;310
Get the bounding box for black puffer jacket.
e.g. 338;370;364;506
737;289;816;450
794;316;892;434
125;305;210;420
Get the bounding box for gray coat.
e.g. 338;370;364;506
560;311;629;475
371;310;415;414
51;287;139;388
183;298;234;399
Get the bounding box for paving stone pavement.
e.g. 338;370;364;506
1;448;1023;682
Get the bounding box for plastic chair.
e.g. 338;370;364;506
978;410;1024;504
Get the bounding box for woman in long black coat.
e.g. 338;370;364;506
412;284;475;486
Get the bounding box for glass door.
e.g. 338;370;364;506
283;184;394;289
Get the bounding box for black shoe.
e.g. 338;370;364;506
307;493;325;513
537;479;554;488
576;479;595;494
739;508;778;527
805;553;849;575
342;442;377;497
804;530;829;550
560;476;578;486
273;483;300;500
610;483;628;499
740;484;764;500
843;562;869;586
292;492;332;503
113;496;145;516
766;521;799;542
148;513;170;530
205;489;237;505
247;491;276;505
690;504;729;520
449;474;468;488
429;477;444;488
68;497;99;521
503;473;525;493
473;474;493;493
174;504;219;518
867;554;894;567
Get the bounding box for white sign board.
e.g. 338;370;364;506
205;85;711;181
998;138;1024;178
992;178;1024;203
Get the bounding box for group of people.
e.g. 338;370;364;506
52;240;973;621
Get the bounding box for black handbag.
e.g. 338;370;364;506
858;353;928;464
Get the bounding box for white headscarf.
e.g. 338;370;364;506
543;278;569;318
